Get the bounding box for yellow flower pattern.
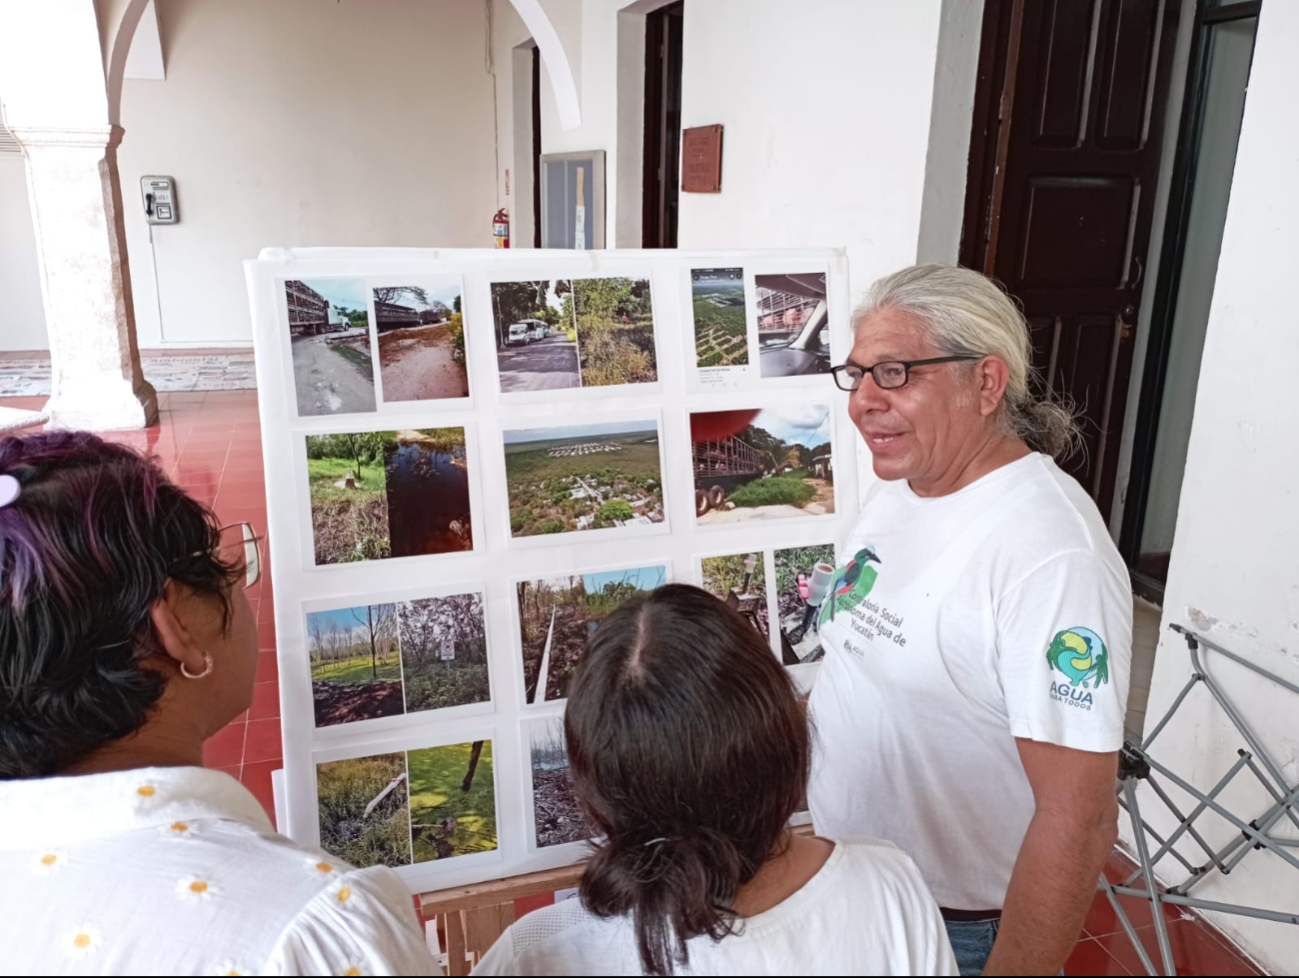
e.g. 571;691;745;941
64;925;102;960
31;849;67;876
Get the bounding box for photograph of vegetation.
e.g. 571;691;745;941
316;752;412;869
516;564;667;703
691;267;749;368
503;420;664;538
775;544;836;665
490;279;580;393
398;592;490;715
700;552;769;641
691;405;835;523
287;278;377;417
408;740;498;864
382;428;472;558
307;603;402;727
374;281;468;402
306;431;391;564
306;428;472;565
526;715;592;849
570;276;657;386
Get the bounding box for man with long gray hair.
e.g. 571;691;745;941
808;264;1132;975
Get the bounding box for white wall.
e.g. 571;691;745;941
0;158;48;350
915;0;984;264
1137;2;1299;971
114;0;497;347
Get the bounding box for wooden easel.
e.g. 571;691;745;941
420;862;585;975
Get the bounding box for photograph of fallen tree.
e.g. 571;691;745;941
516;564;667;703
408;740;498;864
526;715;592;849
398;592;490;715
316;752;412;868
307;603;402;728
570;276;658;387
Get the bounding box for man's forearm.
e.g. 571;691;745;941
982;811;1114;975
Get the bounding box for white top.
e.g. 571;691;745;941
472;838;957;976
808;454;1132;910
0;766;436;976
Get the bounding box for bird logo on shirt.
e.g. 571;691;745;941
1045;627;1109;688
821;545;882;623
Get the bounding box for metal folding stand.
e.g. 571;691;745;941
1104;624;1299;975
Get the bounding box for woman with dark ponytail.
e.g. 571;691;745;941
474;584;956;976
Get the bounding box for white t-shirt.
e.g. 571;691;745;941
472;838;957;976
808;453;1131;911
0;766;436;976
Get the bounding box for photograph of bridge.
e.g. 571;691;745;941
690;405;835;524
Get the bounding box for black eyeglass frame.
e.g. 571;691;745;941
830;355;986;392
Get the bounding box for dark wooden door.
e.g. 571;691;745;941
642;1;684;248
962;0;1181;516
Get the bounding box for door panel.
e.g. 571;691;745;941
968;0;1181;517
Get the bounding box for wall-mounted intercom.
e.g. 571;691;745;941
140;175;178;224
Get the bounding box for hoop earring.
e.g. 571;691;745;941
180;650;214;680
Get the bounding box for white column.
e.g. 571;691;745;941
12;124;157;430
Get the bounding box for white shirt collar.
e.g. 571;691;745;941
0;766;273;848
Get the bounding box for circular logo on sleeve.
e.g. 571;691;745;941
1046;627;1109;688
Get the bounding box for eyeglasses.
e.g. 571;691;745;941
830;355;985;392
210;522;263;589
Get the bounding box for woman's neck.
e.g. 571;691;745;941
61;724;204;776
731;833;834;918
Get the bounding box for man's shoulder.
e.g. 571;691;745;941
988;456;1121;565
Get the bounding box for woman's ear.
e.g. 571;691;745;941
148;582;209;677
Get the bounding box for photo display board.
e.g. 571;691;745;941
245;247;857;893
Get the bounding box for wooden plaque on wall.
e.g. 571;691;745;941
681;124;723;193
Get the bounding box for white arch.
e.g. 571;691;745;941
505;0;582;130
104;0;152;126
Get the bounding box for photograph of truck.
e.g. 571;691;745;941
286;278;376;415
373;280;468;402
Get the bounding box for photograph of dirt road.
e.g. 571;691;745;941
307;603;402;728
374;281;468;402
316;752;412;869
286;278;377;416
490;279;579;392
775;544;836;665
503;420;664;538
691;267;749;368
516;564;667;703
408;740;497;864
490;277;658;392
525;715;592;848
691;405;834;524
398;592;490;715
699;551;769;641
306;428;472;565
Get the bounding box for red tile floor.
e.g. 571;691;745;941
0;388;1266;976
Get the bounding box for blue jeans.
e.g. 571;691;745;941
943;918;1067;976
944;917;999;977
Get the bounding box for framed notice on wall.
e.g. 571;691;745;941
540;151;606;249
244;246;852;894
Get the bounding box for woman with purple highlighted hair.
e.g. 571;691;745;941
0;432;435;975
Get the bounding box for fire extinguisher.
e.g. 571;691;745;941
493;208;510;249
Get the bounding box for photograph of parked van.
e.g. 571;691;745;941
490;279;580;392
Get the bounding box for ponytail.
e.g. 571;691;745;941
564;584;809;976
582;828;759;975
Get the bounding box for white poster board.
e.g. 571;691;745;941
244;247;856;893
